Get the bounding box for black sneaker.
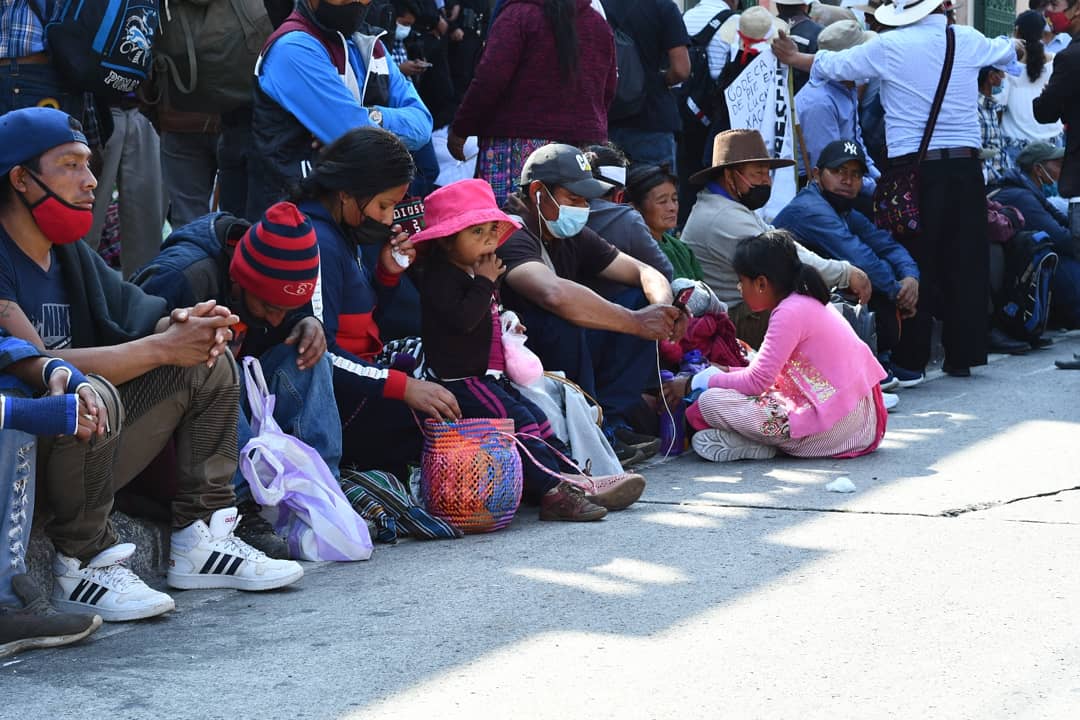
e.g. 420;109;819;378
613;427;661;461
0;575;101;658
612;438;645;469
235;501;290;559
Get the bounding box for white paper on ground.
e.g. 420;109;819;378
825;476;857;493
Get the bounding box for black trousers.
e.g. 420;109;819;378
891;156;989;372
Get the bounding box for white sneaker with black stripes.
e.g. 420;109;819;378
167;507;303;592
52;543;175;622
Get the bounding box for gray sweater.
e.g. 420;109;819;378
681;189;852;307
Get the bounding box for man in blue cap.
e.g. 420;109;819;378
0;107;304;623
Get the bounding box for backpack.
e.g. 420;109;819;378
830;293;878;356
600;0;647;122
29;0;160;99
675;9;733;128
151;0;273;113
996;230;1058;343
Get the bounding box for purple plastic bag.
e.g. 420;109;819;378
238;357;372;561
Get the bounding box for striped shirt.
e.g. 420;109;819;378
0;0;46;59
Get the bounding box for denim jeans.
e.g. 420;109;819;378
235;346;343;502
161;131;219;228
608;128;677;171
0;429;35;607
0;60;83;119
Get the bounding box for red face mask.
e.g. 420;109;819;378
20;172;93;245
1047;10;1071;33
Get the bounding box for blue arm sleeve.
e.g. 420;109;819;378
848;210;920;283
781;204;903;298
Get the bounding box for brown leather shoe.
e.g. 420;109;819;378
539;482;607;522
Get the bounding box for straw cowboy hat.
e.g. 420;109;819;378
689;129;796;186
874;0;944;27
718;7;789;47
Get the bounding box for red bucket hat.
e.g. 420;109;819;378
230;202;320;307
410;179;521;246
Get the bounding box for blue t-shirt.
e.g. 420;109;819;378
0;229;71;350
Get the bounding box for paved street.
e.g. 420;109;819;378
4;335;1079;720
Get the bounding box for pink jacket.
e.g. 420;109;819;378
695;293;885;438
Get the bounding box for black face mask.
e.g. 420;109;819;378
236;292;272;333
314;0;366;35
739;183;772;212
822;188;856;214
347;214;395;246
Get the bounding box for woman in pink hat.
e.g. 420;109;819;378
414;179;646;523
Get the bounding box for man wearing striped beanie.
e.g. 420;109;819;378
134;202;335;558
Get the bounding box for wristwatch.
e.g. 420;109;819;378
368;108;383;127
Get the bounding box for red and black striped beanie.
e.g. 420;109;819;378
230;202;319;307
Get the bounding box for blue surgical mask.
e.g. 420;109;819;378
395;23;411;41
1037;165;1059;198
991;84;1003;95
540;190;589;238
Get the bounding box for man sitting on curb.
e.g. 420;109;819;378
682;129;872;348
133;203;334;558
990;142;1080;329
498;144;685;466
0;107;303;623
0;331;103;657
774;140;922;387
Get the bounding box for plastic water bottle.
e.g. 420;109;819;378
658;370;685;456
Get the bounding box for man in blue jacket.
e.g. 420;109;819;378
990;142;1080;327
132;203;337;556
774;140;923;385
250;0;434;213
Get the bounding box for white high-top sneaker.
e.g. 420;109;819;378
167;508;304;591
52;543;175;622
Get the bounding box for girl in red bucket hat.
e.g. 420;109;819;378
414;179;647;522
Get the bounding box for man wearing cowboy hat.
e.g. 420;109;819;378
774;0;1018;377
682;129;872;348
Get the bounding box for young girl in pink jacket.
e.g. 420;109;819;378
674;230;888;462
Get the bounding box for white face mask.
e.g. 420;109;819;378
395;22;412;41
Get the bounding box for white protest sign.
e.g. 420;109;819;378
723;48;798;223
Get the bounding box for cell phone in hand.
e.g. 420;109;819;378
672;286;695;314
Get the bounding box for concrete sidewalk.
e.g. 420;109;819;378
5;336;1079;720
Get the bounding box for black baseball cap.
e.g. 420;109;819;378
817;139;869;173
520;143;614;199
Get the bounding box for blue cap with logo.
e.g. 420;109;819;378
0;107;89;177
817;139;868;173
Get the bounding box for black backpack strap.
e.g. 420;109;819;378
690;9;733;46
